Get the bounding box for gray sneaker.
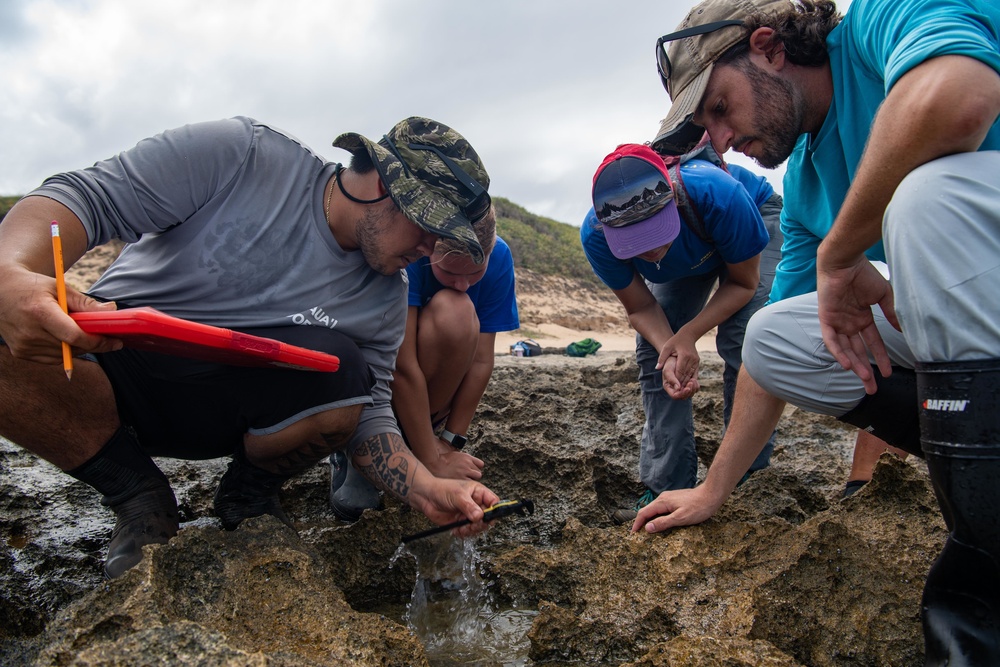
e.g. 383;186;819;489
329;451;382;522
842;479;867;499
610;488;656;526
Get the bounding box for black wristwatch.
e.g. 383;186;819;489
440;429;468;450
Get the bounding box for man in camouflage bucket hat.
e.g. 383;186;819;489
333;117;491;264
0;115;500;580
328;117;496;519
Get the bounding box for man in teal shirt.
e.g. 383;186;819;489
645;0;1000;662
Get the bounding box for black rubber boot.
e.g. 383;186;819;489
917;360;1000;666
67;426;179;579
213;447;293;531
328;450;382;522
102;480;179;578
838;365;922;457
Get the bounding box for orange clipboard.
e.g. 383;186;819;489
71;307;340;372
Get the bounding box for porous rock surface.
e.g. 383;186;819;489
1;353;946;665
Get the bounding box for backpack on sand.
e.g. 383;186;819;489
510;339;542;357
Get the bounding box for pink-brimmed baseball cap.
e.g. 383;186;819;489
592;143;680;260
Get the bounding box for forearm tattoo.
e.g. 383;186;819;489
355;433;413;499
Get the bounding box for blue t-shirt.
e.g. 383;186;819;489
581;161;773;291
774;0;1000;302
729;162;777;207
406;236;520;333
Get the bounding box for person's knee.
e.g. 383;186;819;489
741;304;784;392
422;289;479;345
249;403;364;462
310;403;364;447
884;166;934;241
636;342;666;391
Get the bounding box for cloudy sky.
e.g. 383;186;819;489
0;0;824;227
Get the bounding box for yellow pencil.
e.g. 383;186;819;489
50;221;73;380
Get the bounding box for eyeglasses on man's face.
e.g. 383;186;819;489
655;19;744;93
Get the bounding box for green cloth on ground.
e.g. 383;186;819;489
566;338;602;357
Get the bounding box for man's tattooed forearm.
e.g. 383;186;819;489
357;432;413;499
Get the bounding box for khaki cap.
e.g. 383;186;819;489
653;0;792;155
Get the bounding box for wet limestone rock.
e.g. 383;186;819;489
0;354;952;666
493;455;944;667
32;516;429;667
622;635;803;666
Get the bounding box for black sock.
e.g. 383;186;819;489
67;426;168;506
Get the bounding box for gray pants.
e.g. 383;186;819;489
637;195;782;493
742;270;916;417
886;151;1000;362
745;151;1000;415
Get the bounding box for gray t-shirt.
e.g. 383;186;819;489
32;116;405;448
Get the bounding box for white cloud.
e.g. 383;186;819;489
0;0;814;225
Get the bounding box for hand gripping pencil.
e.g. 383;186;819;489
401;499;535;544
50;221;73;380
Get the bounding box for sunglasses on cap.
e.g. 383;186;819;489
593;155;674;228
382;135;492;223
655;19;744;94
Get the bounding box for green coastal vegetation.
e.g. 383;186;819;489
0;194;601;287
493;197;599;287
0;196;18;219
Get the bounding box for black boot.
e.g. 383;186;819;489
838;365;921;456
917;360;1000;666
102;479;179;578
213;447;293;531
68;427;179;579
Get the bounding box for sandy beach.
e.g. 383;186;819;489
492;268;717;357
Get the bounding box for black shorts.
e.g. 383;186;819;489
94;326;374;460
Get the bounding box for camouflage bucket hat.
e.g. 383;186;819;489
332;117;490;264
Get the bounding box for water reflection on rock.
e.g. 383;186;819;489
398;538;536;666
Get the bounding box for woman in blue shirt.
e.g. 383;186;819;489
582;142;781;522
394;216;519;480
